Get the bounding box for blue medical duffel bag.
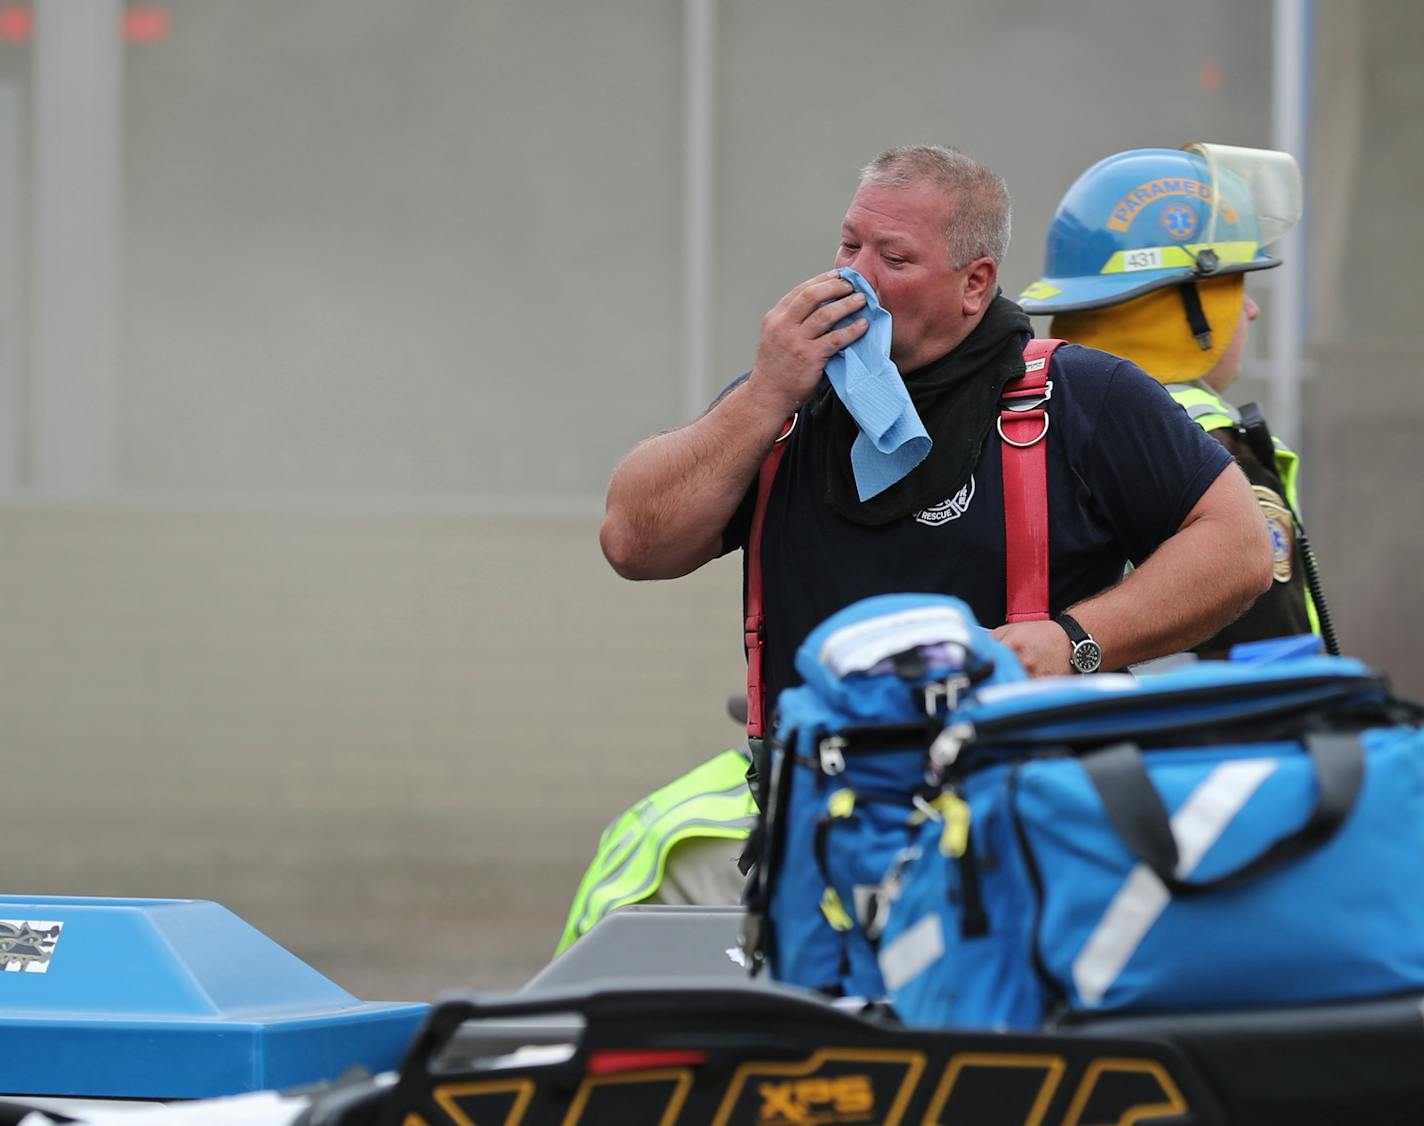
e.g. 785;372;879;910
742;593;1025;997
876;657;1424;1030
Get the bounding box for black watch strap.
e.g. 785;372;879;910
1054;612;1103;674
1056;612;1089;645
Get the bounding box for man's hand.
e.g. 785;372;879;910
992;620;1073;678
747;271;870;414
601;271;866;582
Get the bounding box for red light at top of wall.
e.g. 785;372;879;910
0;6;31;43
124;6;169;43
1200;58;1222;93
0;6;170;44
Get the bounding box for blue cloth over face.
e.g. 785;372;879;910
824;268;932;500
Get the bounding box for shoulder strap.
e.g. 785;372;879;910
1237;402;1335;652
745;413;797;738
1001;338;1063;624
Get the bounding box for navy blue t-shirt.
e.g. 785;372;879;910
721;344;1233;707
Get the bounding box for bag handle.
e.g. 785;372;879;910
1081;733;1364;896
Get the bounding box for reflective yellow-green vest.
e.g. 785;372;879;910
555;748;757;956
1166;381;1319;634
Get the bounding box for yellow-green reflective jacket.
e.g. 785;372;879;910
1166;382;1300;509
1166;381;1319;634
555;748;756;956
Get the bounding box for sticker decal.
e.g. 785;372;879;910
1119;247;1166;272
915;476;975;527
0;920;62;973
1160;201;1200;241
712;1048;925;1126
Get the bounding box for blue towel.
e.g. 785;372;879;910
825;268;932;501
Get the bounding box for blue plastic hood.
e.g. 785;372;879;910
0;896;428;1099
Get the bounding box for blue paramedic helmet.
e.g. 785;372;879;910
1019;143;1302;315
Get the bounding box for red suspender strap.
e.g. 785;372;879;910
1000;339;1063;624
747;341;1058;732
744;413;797;739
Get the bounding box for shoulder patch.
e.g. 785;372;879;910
1253;485;1295;583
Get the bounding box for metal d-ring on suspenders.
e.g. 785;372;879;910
742;339;1064;738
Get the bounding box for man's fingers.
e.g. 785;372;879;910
781;273;856;321
804;290;868;338
820;318;869;355
763;277;865;361
775;270;842;308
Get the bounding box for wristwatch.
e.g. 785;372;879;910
1055;612;1103;674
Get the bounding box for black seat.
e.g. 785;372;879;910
1064;991;1424;1125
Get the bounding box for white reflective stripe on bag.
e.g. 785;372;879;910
878;911;945;993
1072;758;1280;1006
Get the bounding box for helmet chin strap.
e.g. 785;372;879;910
1177;281;1214;351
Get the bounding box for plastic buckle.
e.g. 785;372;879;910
1002;380;1053;411
818;735;847;776
928;722;975;769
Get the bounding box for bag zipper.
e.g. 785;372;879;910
1006;767;1070;1014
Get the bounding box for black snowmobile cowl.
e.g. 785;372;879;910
304;906;1424;1126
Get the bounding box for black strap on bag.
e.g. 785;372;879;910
1081;733;1365;897
739;727;801;975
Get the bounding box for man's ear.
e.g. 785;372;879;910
961;257;999;317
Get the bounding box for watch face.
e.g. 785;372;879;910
1071;640;1102;674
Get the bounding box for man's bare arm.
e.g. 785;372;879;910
993;463;1274;675
601;271;869;580
600;379;796;579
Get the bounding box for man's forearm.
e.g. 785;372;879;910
993;466;1273;676
1072;468;1273;668
1073;531;1264;668
600;379;793;580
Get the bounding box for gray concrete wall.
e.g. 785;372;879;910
1307;346;1424;696
114;0;1273;499
1;507;743;999
1299;0;1424;698
3;2;1422;1001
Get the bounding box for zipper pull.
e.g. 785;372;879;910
923;673;971;716
934;790;971;858
928;722;974;770
819;887;853;932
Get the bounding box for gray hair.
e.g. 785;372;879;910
859;145;1012;267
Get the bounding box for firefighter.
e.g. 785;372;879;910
1019;143;1336;656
